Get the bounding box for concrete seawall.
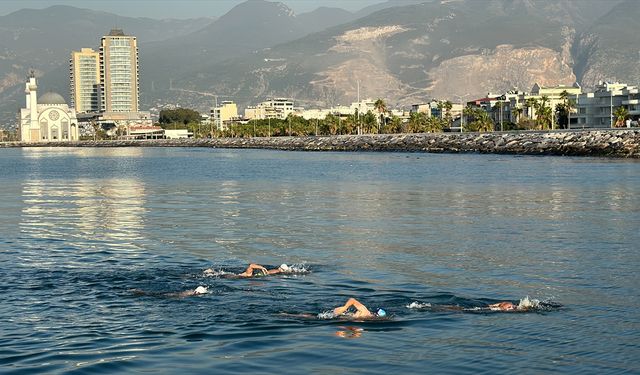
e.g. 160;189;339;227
2;129;640;158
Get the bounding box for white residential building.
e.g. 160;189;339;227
211;101;239;130
575;82;638;128
244;98;295;120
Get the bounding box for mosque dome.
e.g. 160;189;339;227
39;92;67;105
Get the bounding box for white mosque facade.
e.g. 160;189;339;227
19;74;79;142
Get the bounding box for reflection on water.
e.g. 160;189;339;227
19;177;148;267
21;146;146;159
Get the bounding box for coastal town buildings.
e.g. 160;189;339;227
350;99;376;116
519;83;581;126
464;84;583;130
575;82;639;128
411;100;463;120
70;29;151;136
245;98;295;120
19;74;79;142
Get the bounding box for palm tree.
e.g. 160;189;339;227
387;115;404;133
534;95;552;130
362;111;377;134
323;113;339;135
511;106;523;124
559;90;569;105
408;112;426;133
374;98;387;133
525;97;538;120
613;106;629;127
439;100;453;128
464;107;494;132
425;116;445;133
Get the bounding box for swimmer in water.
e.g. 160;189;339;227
408;296;549;312
333;297;386;319
280;297;387;320
131;285;208;298
204;263;291;278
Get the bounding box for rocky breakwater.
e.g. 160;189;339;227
2;129;639;158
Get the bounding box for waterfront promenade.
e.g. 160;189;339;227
2;129;639;158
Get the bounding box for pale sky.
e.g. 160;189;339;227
0;0;382;19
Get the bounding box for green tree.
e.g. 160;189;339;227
512;106;523;124
613;106;629;127
425;115;445;133
532;96;552;130
555;94;575;130
322;113;340;135
386;115;404;133
443;100;453;128
407;112;426;133
463;107;494;132
159;108;201;127
525;97;538;120
362;110;377;134
374;98;387;133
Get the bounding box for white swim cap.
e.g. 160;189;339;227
194;286;208;295
279;264;290;272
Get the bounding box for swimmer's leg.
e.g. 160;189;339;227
277;312;317;319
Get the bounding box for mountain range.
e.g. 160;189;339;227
1;0;638;128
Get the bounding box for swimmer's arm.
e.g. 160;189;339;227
239;263;268;276
334;298;371;316
267;268;282;274
488;302;516;311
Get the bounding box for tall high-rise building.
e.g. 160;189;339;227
69;48;100;113
99;29;139;113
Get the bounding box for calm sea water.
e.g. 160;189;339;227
0;147;638;374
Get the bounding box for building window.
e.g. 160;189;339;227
40;119;48;140
51;125;59;140
61;120;69;140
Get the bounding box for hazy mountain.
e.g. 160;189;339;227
139;1;358;92
164;0;630;113
574;0;640;87
354;0;434;18
297;7;357;33
139;0;305;89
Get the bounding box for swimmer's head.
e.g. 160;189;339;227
279;264;291;272
376;308;386;317
194;286;208;295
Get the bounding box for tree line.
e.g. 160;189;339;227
155;96;633;139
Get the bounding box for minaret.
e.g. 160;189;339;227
27;71;40;141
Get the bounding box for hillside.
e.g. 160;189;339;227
574;0;640;86
170;0;629;111
139;1;359;94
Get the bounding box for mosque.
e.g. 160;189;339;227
19;72;78;142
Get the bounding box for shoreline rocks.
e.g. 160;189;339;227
2;129;639;158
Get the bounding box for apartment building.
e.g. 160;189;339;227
244;98;295;120
99;29;139;113
211;101;239;130
575;82;639;128
69;48;100;113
